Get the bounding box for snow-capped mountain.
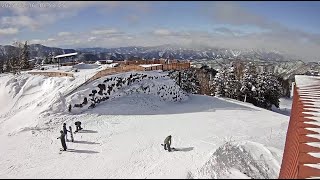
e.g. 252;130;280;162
0;44;75;60
76;45;296;62
1;43;319;80
0;43;308;62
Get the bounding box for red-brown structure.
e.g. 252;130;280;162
279;77;320;179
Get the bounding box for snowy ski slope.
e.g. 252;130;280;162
0;67;290;178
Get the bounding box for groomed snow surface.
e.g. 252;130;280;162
0;68;290;179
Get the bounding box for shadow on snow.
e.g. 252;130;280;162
86;94;258;116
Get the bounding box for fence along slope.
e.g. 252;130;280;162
279;75;320;179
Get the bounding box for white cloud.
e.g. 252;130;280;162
58;32;72;36
91;29;120;35
1;1;151;31
29;39;43;44
204;2;281;30
1;15;39;30
88;37;97;41
153;29;172;36
19;26;320;62
0;27;19;35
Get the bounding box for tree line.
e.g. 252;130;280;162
0;41;31;74
170;62;283;110
214;62;282;109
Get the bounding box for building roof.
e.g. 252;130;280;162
54;52;78;59
139;64;162;68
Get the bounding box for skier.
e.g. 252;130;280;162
163;135;172;152
74;121;83;132
69;126;74;142
62;123;70;141
57;130;67;151
68;104;72;112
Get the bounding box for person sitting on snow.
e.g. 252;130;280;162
74;121;83;132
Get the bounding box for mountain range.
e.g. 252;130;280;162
0;43;319;79
0;44;302;62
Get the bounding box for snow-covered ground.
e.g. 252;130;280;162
0;66;290;178
271;98;292;116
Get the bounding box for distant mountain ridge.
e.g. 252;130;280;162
0;43;306;62
1;43;320;79
76;45;298;62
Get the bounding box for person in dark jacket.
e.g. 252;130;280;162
74;121;83;132
68;104;72;112
57;130;67;151
164;135;172;152
63;123;70;141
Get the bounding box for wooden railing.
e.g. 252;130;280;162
86;62;190;85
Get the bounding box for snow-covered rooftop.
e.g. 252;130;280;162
54;52;78;59
139;64;162;68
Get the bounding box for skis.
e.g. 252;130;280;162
74;128;83;134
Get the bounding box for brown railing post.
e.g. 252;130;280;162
279;79;320;179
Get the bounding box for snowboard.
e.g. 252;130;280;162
160;144;176;151
74;128;84;134
59;148;75;154
69;126;74;142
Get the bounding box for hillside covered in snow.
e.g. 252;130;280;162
0;66;290;178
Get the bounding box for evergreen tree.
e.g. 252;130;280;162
42;56;50;65
253;72;281;109
4;60;11;72
240;62;257;102
225;65;241;100
6;44;21;74
21;41;30;69
213;66;227;97
169;69;201;94
0;60;3;73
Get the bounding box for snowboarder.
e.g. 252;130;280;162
57;130;67;151
74;121;83;132
163;135;172;152
62;123;70;141
69;126;74;142
68;104;72;112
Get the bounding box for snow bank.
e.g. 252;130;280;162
271;98;292;116
67;71;188;114
191;140;281;179
0;74;76;135
0;70;187;133
73;63;100;69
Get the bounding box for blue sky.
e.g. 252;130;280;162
0;1;320;60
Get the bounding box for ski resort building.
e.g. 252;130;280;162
54;52;78;66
